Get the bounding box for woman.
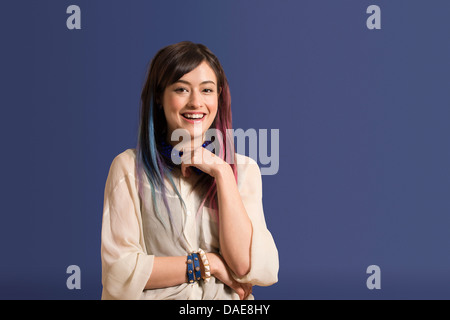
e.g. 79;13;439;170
101;41;278;300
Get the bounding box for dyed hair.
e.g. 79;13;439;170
136;41;236;229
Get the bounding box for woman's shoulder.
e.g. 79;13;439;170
233;153;262;182
109;148;137;171
232;153;263;195
233;153;258;168
113;148;137;162
105;149;138;189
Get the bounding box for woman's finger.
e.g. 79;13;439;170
243;284;253;300
181;162;191;178
231;283;245;300
229;279;252;300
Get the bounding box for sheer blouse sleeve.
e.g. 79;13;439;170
233;155;279;286
101;150;154;300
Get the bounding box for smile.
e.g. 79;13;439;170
181;113;206;122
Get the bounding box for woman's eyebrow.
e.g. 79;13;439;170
174;79;216;85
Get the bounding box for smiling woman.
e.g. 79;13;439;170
100;41;279;300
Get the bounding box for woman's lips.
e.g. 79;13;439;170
181;112;206;123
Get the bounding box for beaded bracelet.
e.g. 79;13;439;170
197;248;211;283
186;254;195;283
191;252;202;281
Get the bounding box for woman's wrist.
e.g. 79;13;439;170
211;162;233;180
205;252;219;275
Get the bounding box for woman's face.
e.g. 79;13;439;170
162;61;219;146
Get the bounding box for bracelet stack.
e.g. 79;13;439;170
186;254;195;283
192;252;202;281
197;248;211;283
186;248;211;284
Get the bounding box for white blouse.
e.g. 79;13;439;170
101;148;279;300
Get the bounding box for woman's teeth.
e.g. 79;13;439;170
183;114;204;119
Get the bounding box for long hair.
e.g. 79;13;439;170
136;41;236;229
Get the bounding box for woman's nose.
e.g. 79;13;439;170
188;90;202;108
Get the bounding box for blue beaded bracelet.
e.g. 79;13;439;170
191;253;202;281
186;254;195;283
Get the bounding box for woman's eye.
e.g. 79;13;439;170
175;87;188;93
203;88;214;93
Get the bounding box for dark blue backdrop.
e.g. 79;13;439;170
1;0;449;299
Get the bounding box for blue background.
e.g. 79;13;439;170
1;0;449;299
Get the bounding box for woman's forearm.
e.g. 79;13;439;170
214;164;253;278
145;256;188;289
144;253;251;299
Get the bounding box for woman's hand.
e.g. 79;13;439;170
206;252;252;300
180;145;228;178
